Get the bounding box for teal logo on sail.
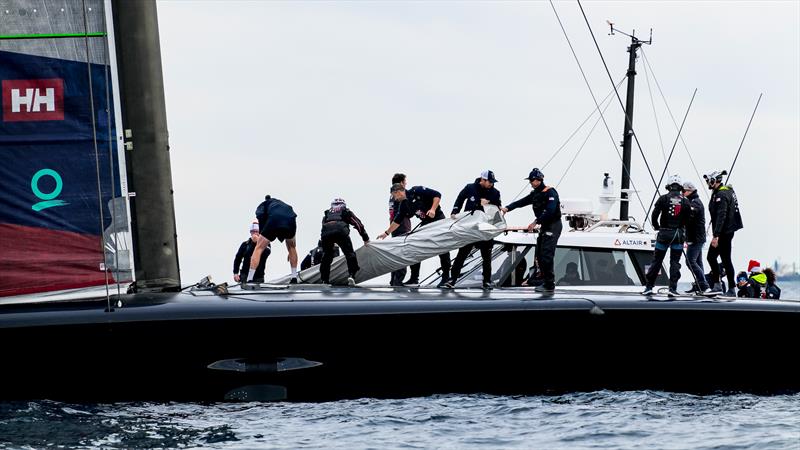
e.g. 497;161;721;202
31;168;68;211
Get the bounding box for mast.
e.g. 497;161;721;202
111;0;181;292
608;24;651;221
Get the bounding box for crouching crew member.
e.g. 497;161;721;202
234;221;270;283
446;170;502;290
704;170;744;296
252;195;299;283
379;183;451;287
320;198;369;286
641;175;690;297
502;168;562;293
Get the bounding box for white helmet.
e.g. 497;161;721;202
682;180;697;192
703;170;727;188
666;174;682;189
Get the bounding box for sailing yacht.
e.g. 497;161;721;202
0;1;797;402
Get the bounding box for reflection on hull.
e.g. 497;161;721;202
1;289;797;401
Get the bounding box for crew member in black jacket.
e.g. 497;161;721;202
387;173;413;286
703;170;744;296
682;181;710;294
233;221;270;283
641;175;691;297
445;170;502;290
502;168;562;293
319;198;370;286
378;183;450;287
252;195;299;283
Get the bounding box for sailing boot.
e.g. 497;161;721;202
684;282;698;294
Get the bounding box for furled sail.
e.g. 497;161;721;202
0;0;132;297
272;206;507;284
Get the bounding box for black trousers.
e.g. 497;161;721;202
707;232;735;289
408;253;450;283
450;240;493;284
320;230;358;283
645;246;683;290
535;221;562;289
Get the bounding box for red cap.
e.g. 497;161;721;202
747;259;761;273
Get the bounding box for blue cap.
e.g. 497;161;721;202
480;170;498;183
525;168;544;181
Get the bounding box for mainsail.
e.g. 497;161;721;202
0;0;132;297
273;206;507;284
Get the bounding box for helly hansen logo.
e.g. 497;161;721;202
2;79;65;122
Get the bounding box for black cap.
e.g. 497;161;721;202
525;168;544;181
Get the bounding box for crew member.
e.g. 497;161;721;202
233;221;270;283
501;168;562;293
387;173;412;286
704;170;744;296
446;170;501;290
301;240;339;271
682;181;710;294
319;198;369;286
378;183;451;288
250;195;299;283
641;175;690;297
742;259;767;298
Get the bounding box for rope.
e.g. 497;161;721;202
641;56;667;162
640;49;710;202
726;93;763;184
549;0;649;222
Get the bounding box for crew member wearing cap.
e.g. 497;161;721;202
319;198;369;286
501;168;562;293
739;259;767;298
703;170;744;296
379;183;451;288
640;175;691;297
682;181;710;294
387;173;413;286
252;195;299;283
233;221;270;283
445;170;502;290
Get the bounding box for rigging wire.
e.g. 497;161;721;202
725;93;763;184
640;49;710;202
642;88;698;223
82;0;112;312
641;56;667;162
548;0;649;222
506;76;626;205
575;0;661;198
555;91;617;188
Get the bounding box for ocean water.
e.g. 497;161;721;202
1;392;798;449
2;283;798;449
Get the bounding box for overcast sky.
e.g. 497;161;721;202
155;0;799;285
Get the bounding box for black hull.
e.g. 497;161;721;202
1;288;798;401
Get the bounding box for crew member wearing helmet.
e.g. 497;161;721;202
501;168;562;293
641;175;691;297
233;221;270;283
703;170;743;296
319;198;370;286
379;183;451;288
446;170;502;290
681;180;710;294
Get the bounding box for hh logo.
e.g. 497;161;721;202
2;79;65;122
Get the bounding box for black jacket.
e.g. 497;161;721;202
651;188;690;232
301;244;339;270
407;186;443;219
233;238;269;279
390;198;413;236
708;185;743;237
684;191;706;244
255;197;297;230
505;184;562;227
321;207;369;242
451;179;501;215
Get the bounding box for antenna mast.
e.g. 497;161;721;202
608;21;652;221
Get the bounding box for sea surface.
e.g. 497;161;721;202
1;282;798;449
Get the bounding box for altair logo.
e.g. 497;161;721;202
2;79;65;122
614;239;647;246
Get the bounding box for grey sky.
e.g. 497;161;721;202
155;0;800;284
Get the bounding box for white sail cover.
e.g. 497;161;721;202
272;206;507;284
